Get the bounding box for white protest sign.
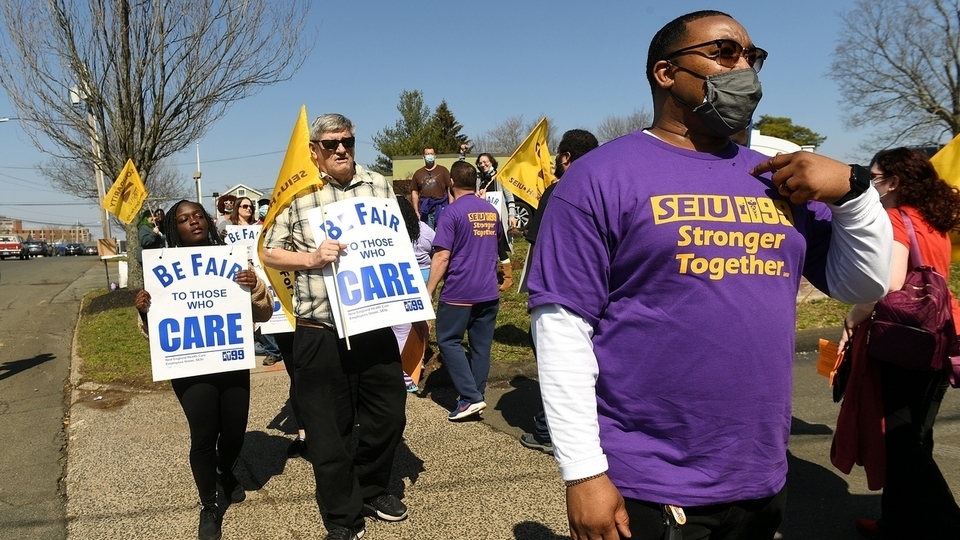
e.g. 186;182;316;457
224;225;261;261
306;196;435;338
143;245;256;381
224;225;294;334
485;191;512;250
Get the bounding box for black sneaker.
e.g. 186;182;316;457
218;470;245;503
198;504;222;540
519;432;554;455
287;437;307;459
324;524;365;540
362;493;408;522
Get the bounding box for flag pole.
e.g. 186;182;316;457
315;182;353;351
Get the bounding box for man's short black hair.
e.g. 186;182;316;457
557;130;600;162
451;161;478;189
645;10;732;96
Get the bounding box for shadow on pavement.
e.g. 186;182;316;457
779;451;879;539
493;376;542;435
514;521;569;539
266;398;300;436
0;353;57;382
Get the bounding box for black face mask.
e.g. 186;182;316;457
555;155;565;179
670;65;763;137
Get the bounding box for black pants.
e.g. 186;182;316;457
271;331;302;430
623;487;786;540
292;324;406;529
171;369;250;506
880;363;960;538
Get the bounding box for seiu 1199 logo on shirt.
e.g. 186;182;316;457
403;299;425;312
221;349;246;362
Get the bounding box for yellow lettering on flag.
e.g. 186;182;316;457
257;106;324;326
930;135;960;261
497;118;556;209
101;159;147;224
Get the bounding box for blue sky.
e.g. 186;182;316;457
0;0;868;239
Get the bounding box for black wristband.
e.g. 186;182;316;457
833;164;871;206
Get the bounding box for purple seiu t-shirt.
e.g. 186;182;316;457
528;131;833;506
433;195;502;304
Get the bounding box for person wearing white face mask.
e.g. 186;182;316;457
411;146;452;230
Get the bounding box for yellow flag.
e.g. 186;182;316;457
930;135;960;261
101;159;147;223
497;117;556;209
257;106;323;326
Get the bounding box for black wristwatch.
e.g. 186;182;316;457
832;164;871;206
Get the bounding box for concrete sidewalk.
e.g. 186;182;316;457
65;363;570;539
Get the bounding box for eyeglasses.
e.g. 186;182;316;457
666;39;767;72
176;211;206;224
311;136;356;151
871;174;889;187
239;204;252;210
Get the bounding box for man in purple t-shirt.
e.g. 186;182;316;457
427;160;501;421
527;10;893;540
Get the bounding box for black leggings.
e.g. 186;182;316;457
171;370;250;506
880;363;960;537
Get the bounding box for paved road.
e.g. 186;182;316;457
0;256;100;539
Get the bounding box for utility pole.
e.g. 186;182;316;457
70;85;110;241
194;143;202;205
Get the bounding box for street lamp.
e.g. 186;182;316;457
69;86;111;242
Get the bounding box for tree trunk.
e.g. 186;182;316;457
126;223;144;290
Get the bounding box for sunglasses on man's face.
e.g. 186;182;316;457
666;39;767;72
311;136;356;152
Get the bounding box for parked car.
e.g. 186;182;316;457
0;235;28;260
63;243;85;256
24;241;53;257
82;245;98;256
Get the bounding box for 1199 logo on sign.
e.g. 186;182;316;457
221;349;246;362
403;299;424;312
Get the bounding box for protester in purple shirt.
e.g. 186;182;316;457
527;10;892;540
427;160;501;421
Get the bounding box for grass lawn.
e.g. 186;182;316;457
75;237;960;388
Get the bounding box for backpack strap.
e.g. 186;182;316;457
898;208;924;268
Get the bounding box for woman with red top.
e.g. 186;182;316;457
841;147;960;539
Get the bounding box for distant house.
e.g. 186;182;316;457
222;183;264;202
748;129;817;156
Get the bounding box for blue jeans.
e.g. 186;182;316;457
436;300;499;403
255;329;282;357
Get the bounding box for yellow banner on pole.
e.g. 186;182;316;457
930;135;960;261
257;106;324;326
497;118;556;209
101;159;147;224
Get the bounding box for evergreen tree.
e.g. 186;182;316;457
428;100;469;153
754;115;826;148
371;90;433;175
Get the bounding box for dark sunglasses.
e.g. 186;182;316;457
666;39;767;72
311;136;356;151
238;204;252;209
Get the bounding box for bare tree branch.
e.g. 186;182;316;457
831;0;960;150
0;0;313;287
595;109;653;144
